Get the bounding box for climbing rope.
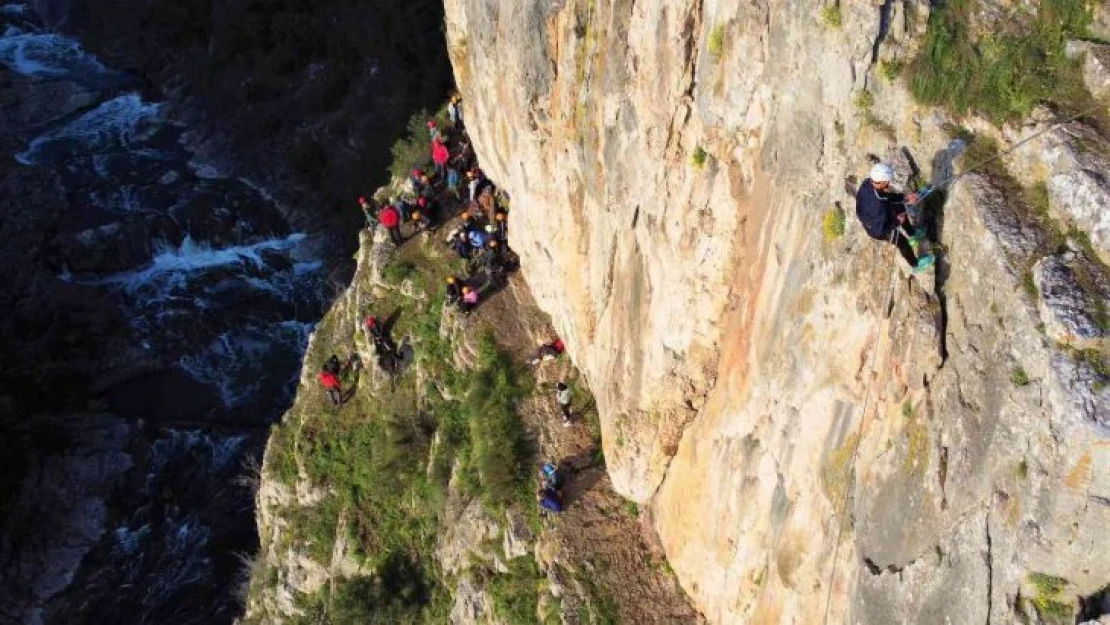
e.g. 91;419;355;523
818;100;1107;624
917;102;1108;202
819;227;900;625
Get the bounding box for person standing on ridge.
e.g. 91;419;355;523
555;382;572;427
493;211;507;240
378;203;402;245
448;95;463;132
854;163;934;272
447;167;461;200
357;196;376;230
432;137;450;180
411;209;430;234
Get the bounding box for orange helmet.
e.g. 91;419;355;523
411;211;421;220
461;211;471;220
495;212;506;221
462;286;471;294
489;240;499;248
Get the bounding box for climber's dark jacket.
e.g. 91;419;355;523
855;179;906;240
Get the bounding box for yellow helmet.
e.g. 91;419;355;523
412;211;421;220
446;276;456;284
489;240;498;248
462;286;471;294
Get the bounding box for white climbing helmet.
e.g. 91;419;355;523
870;163;895;183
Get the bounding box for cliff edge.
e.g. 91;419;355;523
445;0;1110;622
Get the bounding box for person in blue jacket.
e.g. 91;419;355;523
855;163;932;272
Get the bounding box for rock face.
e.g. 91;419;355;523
445;0;1110;622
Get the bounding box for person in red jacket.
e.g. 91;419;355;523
378;204;402;245
529;338;565;366
432;138;450;178
319;369;342;407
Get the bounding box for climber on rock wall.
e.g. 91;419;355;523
854;163;935;272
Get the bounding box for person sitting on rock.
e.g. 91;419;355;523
416;196;437;230
378;204;402;246
410;168;426;193
460;286;479;315
537;487;563;514
529;338;565;366
364;316;397;356
855;163;933;272
447;228;470;259
540;462;561;491
319;365;342;407
410;210;430;235
459;209;480;233
483;239;507;287
445;275;463;305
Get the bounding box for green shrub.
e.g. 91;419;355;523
691;146;709;168
879;59;903;81
466;335;534;510
1011;367;1031;387
854;89;875;110
1027;572;1073;621
823;206;846;241
1022;269;1039;299
908;0;1092;123
389;109;436;180
382;259;416;283
489;557;544;625
708;23;726;59
822;5;842;29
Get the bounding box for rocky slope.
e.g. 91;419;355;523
243;173;699;622
444;0;1110;622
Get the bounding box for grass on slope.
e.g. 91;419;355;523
908;0;1094;124
252;196;541;622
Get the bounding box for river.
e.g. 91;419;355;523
0;4;330;623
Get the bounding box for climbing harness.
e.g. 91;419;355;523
819;100;1108;624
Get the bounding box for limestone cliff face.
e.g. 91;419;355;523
446;0;1110;622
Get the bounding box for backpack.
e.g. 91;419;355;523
541;463;560;489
